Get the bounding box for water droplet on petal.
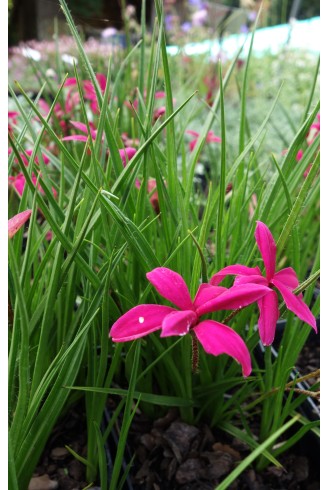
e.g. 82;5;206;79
139;317;145;324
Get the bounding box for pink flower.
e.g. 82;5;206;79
110;267;272;376
186;130;221;152
62;121;98;142
8;209;32;238
306;113;320;145
9;173;31;196
296;149;303;162
65;73;107;115
19;149;50;166
154;91;166;99
9;172;57;198
135;178;160;213
119;147;137;166
121;132;140;147
63;121;136;166
153;106;166;121
8;111;19;134
210;221;317;346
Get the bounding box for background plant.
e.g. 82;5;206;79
8;0;319;488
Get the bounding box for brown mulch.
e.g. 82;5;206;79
128;408;319;490
29;333;319;490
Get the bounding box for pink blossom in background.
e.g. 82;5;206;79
121;132;140;147
8;209;32;238
306;113;320;145
119;147;137;167
110;267;272;376
9;173;39;196
38;92;79;134
155;91;166;99
65;73;107;115
62;120;98;143
203;75;218;106
63;121;136;167
8;111;19;134
296;149;303;162
153;106;166;121
135;178;160;214
9;172;57;198
210;221;317;346
124;90;173;123
147;179;160;214
10;148;50;166
124;98;139;112
186;130;221;152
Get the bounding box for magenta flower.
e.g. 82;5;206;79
210;221;317;346
153;106;166;121
110;267;272;376
38;88;80;134
306;113;320;145
119;147;137;166
63;121;136;166
64;73;107;115
186;130;221;152
62;121;98;142
135;178;160;213
8;210;32;238
10;148;50;166
9;172;57;198
9;173;38;196
8;111;19;134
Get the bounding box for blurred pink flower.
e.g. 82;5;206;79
63;121;136;166
306;113;320;145
210;221;317;346
8;209;32;238
9;172;57;198
186;130;221;152
135;178;160;214
110;267;272;376
8;111;19;134
9;173;39;196
9;147;50;167
153;106;166;121
62;121;98;142
121;132;140;147
65;73;107;115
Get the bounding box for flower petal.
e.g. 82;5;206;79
62;135;89;142
146;268;194;310
161;310;197;337
271;279;317;331
255;221;277;281
64;77;77;86
210;265;262;285
96;73;107;92
70;121;89;134
234;274;268;286
70;121;98;139
196;283;271;317
8;210;32;238
119;147;137;167
110;304;175;342
194;320;252;377
273;267;299;289
193;283;227;310
186;130;199;137
257;291;279;346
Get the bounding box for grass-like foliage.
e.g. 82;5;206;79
8;0;319;488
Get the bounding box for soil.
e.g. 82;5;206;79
29;335;319;490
